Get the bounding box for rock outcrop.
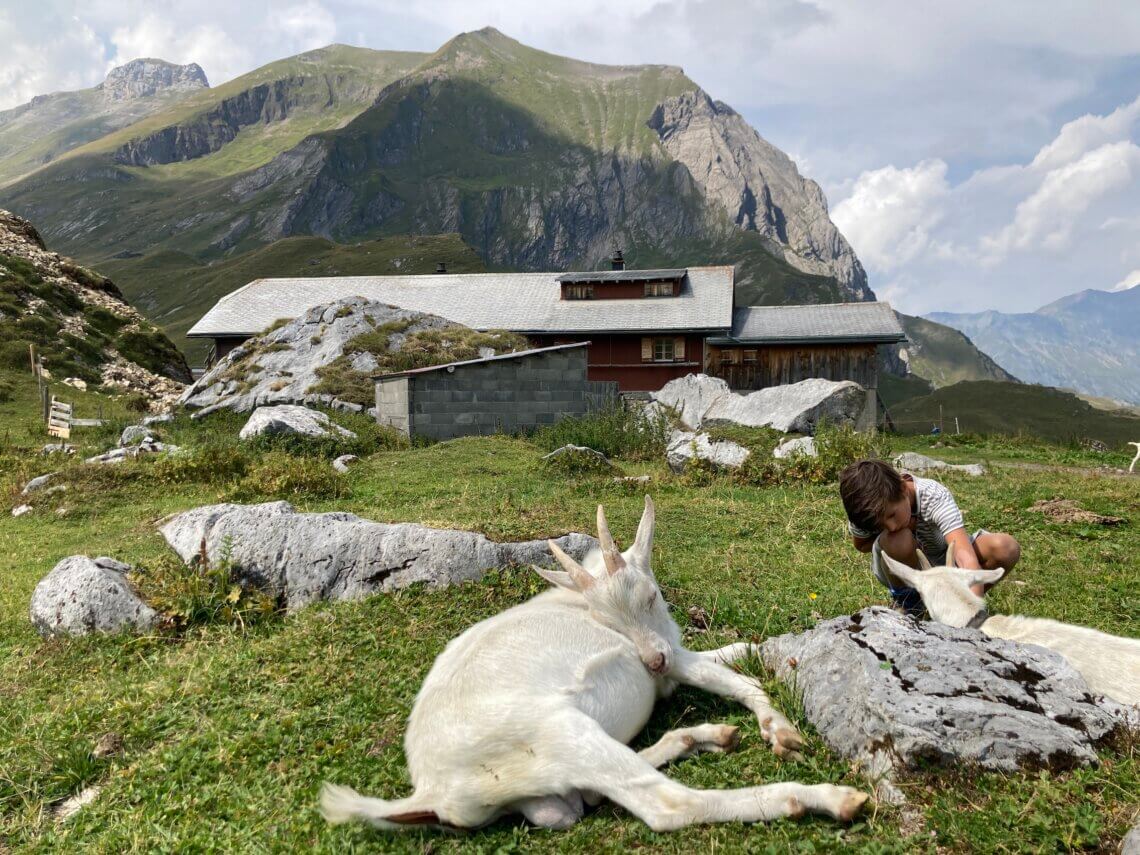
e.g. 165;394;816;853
649;91;871;301
180;297;485;414
773;436;817;459
0;209;190;402
100;59;208;102
239;405;356;441
760;608;1118;779
159;501;598;610
653;374;867;434
893;452;985;477
666;430;750;473
30;556;157;637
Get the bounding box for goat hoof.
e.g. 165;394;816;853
716;725;741;751
784;796;806;819
835;788;870;822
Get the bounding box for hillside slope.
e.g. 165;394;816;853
895;313;1019;387
1;28;871;336
0;209;189;404
0;60;208;187
928;286;1140;405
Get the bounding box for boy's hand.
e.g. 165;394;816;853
944;529;984;594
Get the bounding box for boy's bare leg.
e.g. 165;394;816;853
877;528;920;587
973;533;1020;590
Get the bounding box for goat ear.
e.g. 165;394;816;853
880;551;920;587
531;565;580;592
596;504;627;576
547;540;595;591
632;495;655;564
916;548;933;571
968;567;1006;587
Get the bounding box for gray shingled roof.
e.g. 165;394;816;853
713;302;906;344
557;268;687;284
187;267;734;338
375;342;589;378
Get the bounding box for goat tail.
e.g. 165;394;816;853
320;782;449;831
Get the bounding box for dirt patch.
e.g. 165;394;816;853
1027;497;1126;526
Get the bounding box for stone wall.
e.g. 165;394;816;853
375;346;618;440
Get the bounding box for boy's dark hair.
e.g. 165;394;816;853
839;459;905;533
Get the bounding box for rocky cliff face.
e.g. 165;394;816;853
0;209;189;401
99;59;209;102
649;92;871;301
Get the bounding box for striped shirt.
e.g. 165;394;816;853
847;473;965;562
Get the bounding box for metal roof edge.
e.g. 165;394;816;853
372;341;591;379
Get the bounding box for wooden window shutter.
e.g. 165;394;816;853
673;336;685;361
641;338;653;362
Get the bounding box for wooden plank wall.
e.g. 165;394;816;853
706;344;879;391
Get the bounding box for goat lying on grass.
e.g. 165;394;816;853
322;497;868;833
881;545;1140;706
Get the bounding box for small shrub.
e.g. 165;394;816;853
123;392;150;414
83;306;129;337
114;326;187;379
0;338;35;371
534;402;672;461
0;379;14;404
153;444;252;485
539;446;617;477
138;547;279;632
735;420;892;486
228;452;343;500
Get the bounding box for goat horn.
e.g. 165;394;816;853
547;540;594;590
596;504;626;576
632;494;655;560
916;549;932;571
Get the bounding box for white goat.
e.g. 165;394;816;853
321;497;868;832
1128;441;1140;474
880;545;1140;706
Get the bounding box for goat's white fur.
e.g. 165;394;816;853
1129;441;1140;474
321;497;868;832
880;545;1140;706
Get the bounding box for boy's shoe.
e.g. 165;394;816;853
889;586;926;619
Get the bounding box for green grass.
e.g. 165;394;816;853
0;362;1137;852
888;380;1140;449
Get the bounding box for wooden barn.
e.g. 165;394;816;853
187;257;905;398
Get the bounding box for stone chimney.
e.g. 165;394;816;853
435;262;447;274
610;249;625;271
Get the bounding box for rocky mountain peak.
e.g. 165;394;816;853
100;59;209;102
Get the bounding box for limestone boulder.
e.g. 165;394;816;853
666;430;750;473
238;405;356;441
332;454;359;473
652;374;867;433
1123;820;1140;855
894;451;985;477
86;438;179;464
119;424;154;446
30;556;157;637
22;473;54;494
541;445;614;472
759;607;1118;778
158;501;598;610
773;436;817;459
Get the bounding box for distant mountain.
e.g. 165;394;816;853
928;285;1140;405
0;59;208;186
893;313;1018;387
0;28;871;350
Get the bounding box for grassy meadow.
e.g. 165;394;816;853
0;374;1138;853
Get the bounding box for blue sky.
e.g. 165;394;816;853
2;0;1139;314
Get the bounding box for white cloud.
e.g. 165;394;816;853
1031;95;1140;172
1112;269;1140;291
106;14;252;85
983;141;1140;259
0;11;105;108
831;160;950;272
271;2;339;54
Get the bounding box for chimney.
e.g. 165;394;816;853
435;261;447;274
610;249;625;271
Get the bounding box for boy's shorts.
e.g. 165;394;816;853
872;529;988;617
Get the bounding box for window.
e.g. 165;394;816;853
742;349;758;364
643;280;674;297
564;283;594;300
719;349;740;365
642;337;685;362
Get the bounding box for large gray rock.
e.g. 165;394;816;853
894;451;986;477
238;405;356;441
30;556;157;637
119;424;154;446
1123;820;1140;855
773;436;817;459
653;374;867;434
85;438;179;464
22;473;54;494
760;607;1118;778
180;298;458;413
541;445;614;471
666;430;750;473
159;501;598;610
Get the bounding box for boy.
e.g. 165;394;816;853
838;459;1021;615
